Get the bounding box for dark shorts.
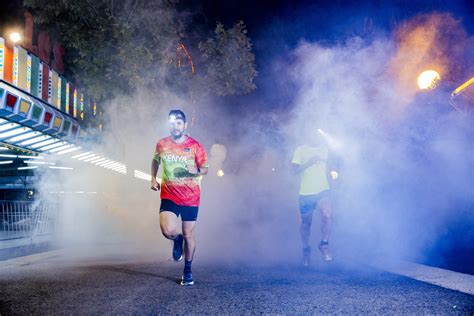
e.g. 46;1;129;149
299;190;330;214
160;199;199;221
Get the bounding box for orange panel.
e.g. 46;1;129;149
4;45;13;83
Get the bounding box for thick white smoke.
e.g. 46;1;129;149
283;13;474;264
33;12;473;269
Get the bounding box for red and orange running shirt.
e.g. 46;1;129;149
154;136;208;207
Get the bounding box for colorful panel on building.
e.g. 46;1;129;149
65;81;69;114
79;93;84;120
48;69;52;103
38;61;43;96
60;76;66;112
30;54;40;97
19;99;31;115
1;39;13;83
41;62;49;101
26;54;31;92
57;76;61;109
50;70;59;108
12;46;18;86
0;38;4;80
22;101;44;127
68;84;74;116
17;46;29;90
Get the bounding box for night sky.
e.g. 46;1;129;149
3;0;473;58
183;0;474;111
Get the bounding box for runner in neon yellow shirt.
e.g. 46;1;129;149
292;132;332;266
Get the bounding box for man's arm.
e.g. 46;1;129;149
187;143;208;176
186;165;208;176
151;157;160;191
292;155;324;174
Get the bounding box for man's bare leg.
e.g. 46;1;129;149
318;197;332;261
182;221;196;261
160;211;183;261
181;220;196;285
160;211;180;239
300;211;313;266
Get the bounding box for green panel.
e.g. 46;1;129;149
30;55;40;97
62;120;71;132
32;105;42;120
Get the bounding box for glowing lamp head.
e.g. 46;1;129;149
417;70;440;90
330;170;339;180
9;32;22;43
217;169;224;177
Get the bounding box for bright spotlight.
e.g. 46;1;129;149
217;169;224;177
9;32;22;43
330;170;339;180
316;129;343;151
418;70;440;90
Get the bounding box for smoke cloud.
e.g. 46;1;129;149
33;11;473;271
284;12;474;265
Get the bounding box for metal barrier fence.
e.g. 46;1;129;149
0;200;55;241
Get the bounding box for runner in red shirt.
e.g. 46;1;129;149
151;110;209;286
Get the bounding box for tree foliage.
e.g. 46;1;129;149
198;21;257;96
23;0;257;101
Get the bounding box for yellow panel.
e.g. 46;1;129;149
53;117;62;128
19;99;30;114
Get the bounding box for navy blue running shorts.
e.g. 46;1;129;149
160;199;199;221
299;190;330;214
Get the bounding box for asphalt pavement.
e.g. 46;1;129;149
0;253;473;315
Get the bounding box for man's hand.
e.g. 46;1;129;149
186;164;199;175
151;178;160;191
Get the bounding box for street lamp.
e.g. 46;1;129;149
9;32;22;43
417;70;440;90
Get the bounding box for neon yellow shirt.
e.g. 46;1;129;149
292;144;330;195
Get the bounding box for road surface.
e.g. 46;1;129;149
0;251;473;314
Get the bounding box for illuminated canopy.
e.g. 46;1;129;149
0;80;80;152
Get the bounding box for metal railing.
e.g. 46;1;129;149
0;200;56;241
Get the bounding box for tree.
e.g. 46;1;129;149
23;0;257;101
198;21;257;96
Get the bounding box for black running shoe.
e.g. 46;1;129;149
172;234;184;262
181;270;194;286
